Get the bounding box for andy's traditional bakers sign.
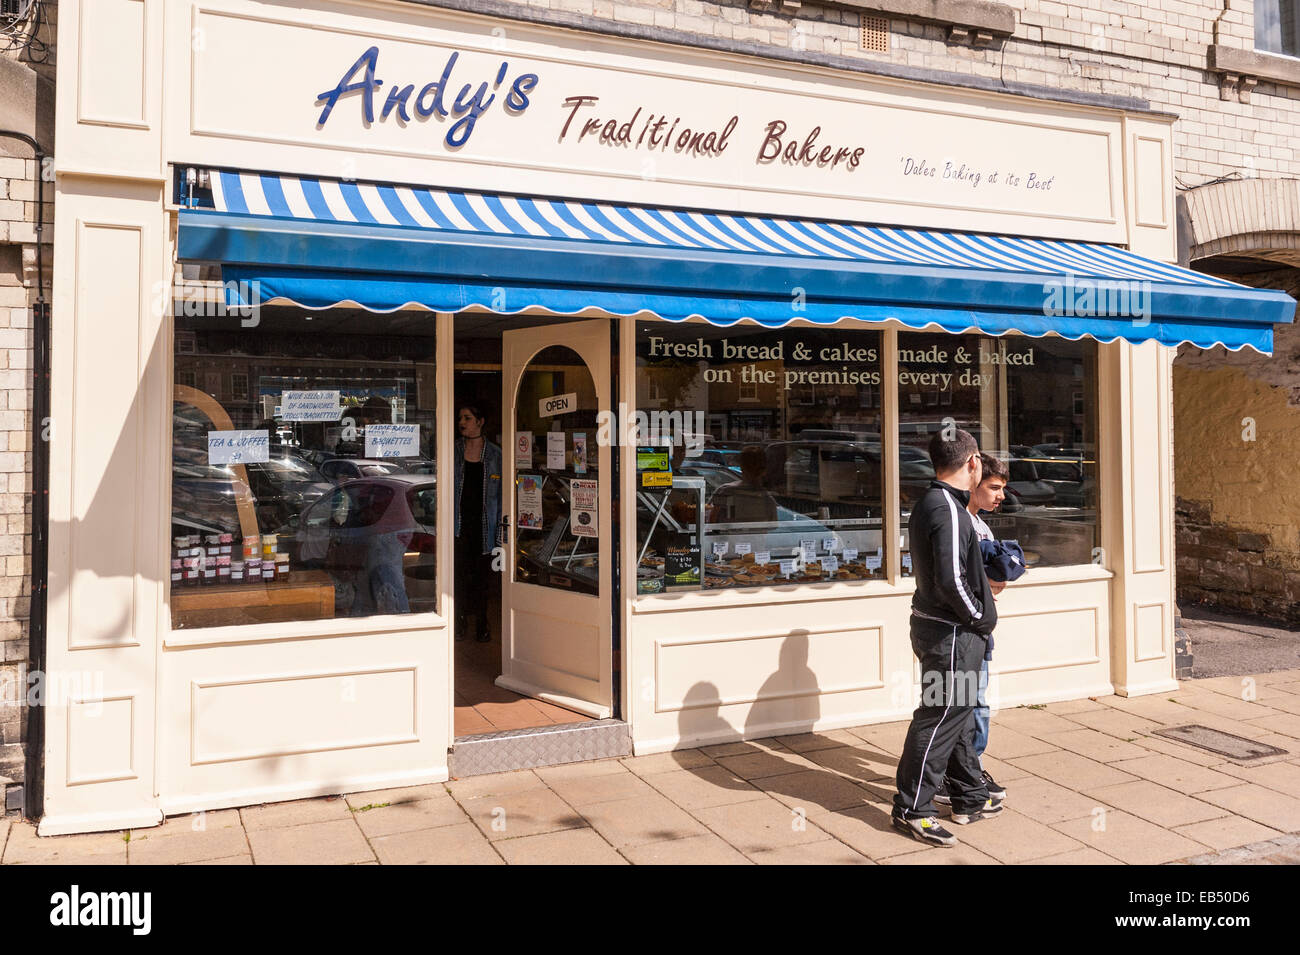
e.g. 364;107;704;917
182;3;1134;241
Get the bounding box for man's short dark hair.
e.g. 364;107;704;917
978;452;1009;483
928;428;979;473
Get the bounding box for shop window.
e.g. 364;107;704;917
513;346;600;596
896;331;1100;571
169;304;437;629
1257;0;1300;57
635;321;885;593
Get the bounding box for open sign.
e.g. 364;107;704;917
540;392;577;417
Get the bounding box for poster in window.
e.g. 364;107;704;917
517;475;543;530
570;479;597;537
515;431;533;469
547;431;566;470
572;433;588;475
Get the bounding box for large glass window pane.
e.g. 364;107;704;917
170;304;437;628
513;346;600;596
1257;1;1300;57
897;331;1099;570
636;321;884;592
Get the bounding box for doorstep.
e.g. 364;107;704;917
450;719;632;778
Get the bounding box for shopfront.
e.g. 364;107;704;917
42;0;1293;834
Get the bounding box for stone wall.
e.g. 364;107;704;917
0;0;56;816
1175;267;1300;622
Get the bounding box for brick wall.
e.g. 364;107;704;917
0;0;56;816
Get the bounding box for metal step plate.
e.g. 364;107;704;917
1152;724;1288;761
450;719;632;778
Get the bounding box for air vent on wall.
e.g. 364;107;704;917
860;14;889;53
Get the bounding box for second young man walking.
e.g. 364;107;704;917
891;429;1003;847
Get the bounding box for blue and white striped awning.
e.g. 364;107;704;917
177;169;1295;352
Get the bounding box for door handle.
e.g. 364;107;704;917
500;514;510;547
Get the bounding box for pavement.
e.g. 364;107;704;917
3;668;1300;865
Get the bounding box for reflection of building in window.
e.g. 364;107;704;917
738;377;757;402
178;370;196;389
231;372;249;400
205;372;221;399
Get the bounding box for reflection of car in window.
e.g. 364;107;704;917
297;474;437;616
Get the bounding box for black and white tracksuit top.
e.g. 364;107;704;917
908;480;998;636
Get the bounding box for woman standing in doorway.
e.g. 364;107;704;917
454;403;503;642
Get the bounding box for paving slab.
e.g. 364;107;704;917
1084;780;1227;828
1024;846;1123;865
459;786;588;842
1038;728;1151;763
803;743;897;782
446;769;546;800
699;738;789;758
239;795;353;831
843;721;911;754
713;748;821;780
1108;753;1246;794
1172;816;1283;853
977;753;1034;783
877;842;1001;864
370;822;503;865
534;759;631;783
940;807;1085;863
1051;810;1211;865
1173;693;1284;723
1043;698;1110;715
747;838;874;864
542;768;657;808
1100;695;1201;724
757;768;878;814
148;810;243;837
778;730;864;753
493;827;628;865
691;795;830;854
1244;712;1300;740
186;854;253;865
987;707;1082;736
980;725;1062;760
1008;750;1138;795
1056;707;1163;740
578;791;709;848
246;819;374;865
992;774;1109;824
641;765;769;810
621;832;751;865
127;826;250;865
1211;758;1300;796
619;749;717;777
1194;783;1300;831
807;805;929;860
352;795;469;838
4;823;129;865
344;784;448;808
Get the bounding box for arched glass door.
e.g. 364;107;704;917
498;320;612;718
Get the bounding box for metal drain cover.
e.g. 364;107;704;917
1152;725;1288;761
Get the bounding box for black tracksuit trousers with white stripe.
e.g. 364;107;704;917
893;616;990;819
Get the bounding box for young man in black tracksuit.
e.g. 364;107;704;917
892;429;1003;847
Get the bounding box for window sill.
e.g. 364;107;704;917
815;0;1016;40
163;611;448;649
1207;44;1300;100
632;562;1111;613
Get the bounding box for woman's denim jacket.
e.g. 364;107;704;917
454;437;503;556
